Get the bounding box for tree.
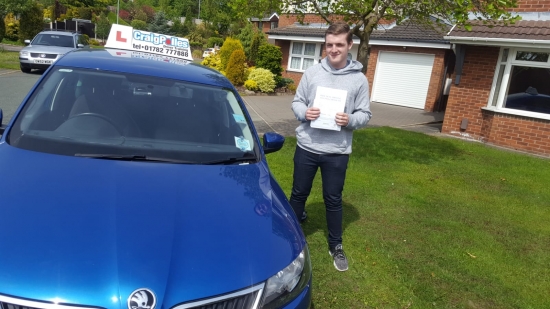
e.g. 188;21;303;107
229;0;519;73
18;2;44;43
148;10;172;34
0;17;5;42
95;11;111;41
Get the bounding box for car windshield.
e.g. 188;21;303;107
8;67;258;164
31;33;75;48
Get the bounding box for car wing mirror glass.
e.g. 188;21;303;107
263;132;284;154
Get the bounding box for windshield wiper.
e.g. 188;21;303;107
75;153;194;164
201;155;257;165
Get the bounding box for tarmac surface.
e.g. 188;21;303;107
243;95;445;137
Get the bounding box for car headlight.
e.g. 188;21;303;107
20;51;29;57
261;246;311;308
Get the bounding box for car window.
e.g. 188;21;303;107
32;34;75;48
8;67;257;163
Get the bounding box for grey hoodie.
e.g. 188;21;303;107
291;58;372;154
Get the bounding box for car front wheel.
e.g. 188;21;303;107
20;64;31;73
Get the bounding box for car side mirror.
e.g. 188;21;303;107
24;39;31;45
77;44;84;48
263;132;285;154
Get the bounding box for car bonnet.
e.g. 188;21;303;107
0;146;304;308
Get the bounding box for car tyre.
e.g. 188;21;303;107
20;64;32;73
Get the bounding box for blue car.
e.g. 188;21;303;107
0;39;311;309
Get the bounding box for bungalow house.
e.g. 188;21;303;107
442;0;550;156
266;14;454;112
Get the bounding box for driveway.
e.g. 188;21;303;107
242;95;444;137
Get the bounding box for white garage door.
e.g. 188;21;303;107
372;51;435;109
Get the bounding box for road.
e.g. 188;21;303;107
0;69;41;125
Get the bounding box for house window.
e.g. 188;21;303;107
489;48;550;116
288;42;321;72
270;21;278;29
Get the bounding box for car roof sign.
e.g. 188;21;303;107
105;24;193;61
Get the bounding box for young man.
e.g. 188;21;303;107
290;22;372;272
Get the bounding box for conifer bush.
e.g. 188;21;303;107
226;49;246;86
219;37;243;71
248;68;276;93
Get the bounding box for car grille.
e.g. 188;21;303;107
172;284;264;309
30;53;57;59
0;295;101;309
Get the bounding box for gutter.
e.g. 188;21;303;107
444;36;550;47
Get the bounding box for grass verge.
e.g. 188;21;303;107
0;49;20;70
267;127;550;309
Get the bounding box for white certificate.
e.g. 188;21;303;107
310;86;347;131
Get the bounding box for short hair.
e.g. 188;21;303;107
325;22;352;44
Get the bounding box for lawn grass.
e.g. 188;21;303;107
0;49;20;70
266;127;550;309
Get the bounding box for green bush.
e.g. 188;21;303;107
256;44;283;77
226;49;247;86
192;49;202;60
19;2;44;43
89;39;100;46
219;37;243;71
207;37;224;48
244;79;258;91
0;17;5;42
248;68;276;93
131;19;147;31
249;32;266;65
4;13;19;42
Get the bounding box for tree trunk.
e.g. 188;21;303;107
356;31;371;75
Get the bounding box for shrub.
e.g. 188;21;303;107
201;53;223;71
219;37;243;71
249;32;266;65
207;37;224;48
19;3;44;43
287;83;297;93
131;19;147;30
256;44;283;77
248;68;276;93
226;49;247;86
4;13;19;42
0;17;5;42
244;80;258;91
278;77;295;88
192;49;202;60
89;39;101;46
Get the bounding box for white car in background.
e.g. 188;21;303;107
202;47;218;58
19;30;89;73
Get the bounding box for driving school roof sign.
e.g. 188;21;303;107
105;24;193;61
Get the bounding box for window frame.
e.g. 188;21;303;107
486;47;550;120
287;41;322;73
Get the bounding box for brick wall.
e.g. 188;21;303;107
513;0;550;12
367;46;448;112
442;45;550;156
442;46;498;138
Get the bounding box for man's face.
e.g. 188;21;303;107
325;33;353;69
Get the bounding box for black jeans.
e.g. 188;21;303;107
289;146;349;249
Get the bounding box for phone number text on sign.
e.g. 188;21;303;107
132;43;189;58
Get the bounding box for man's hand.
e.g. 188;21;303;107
335;112;349;127
306;107;321;121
